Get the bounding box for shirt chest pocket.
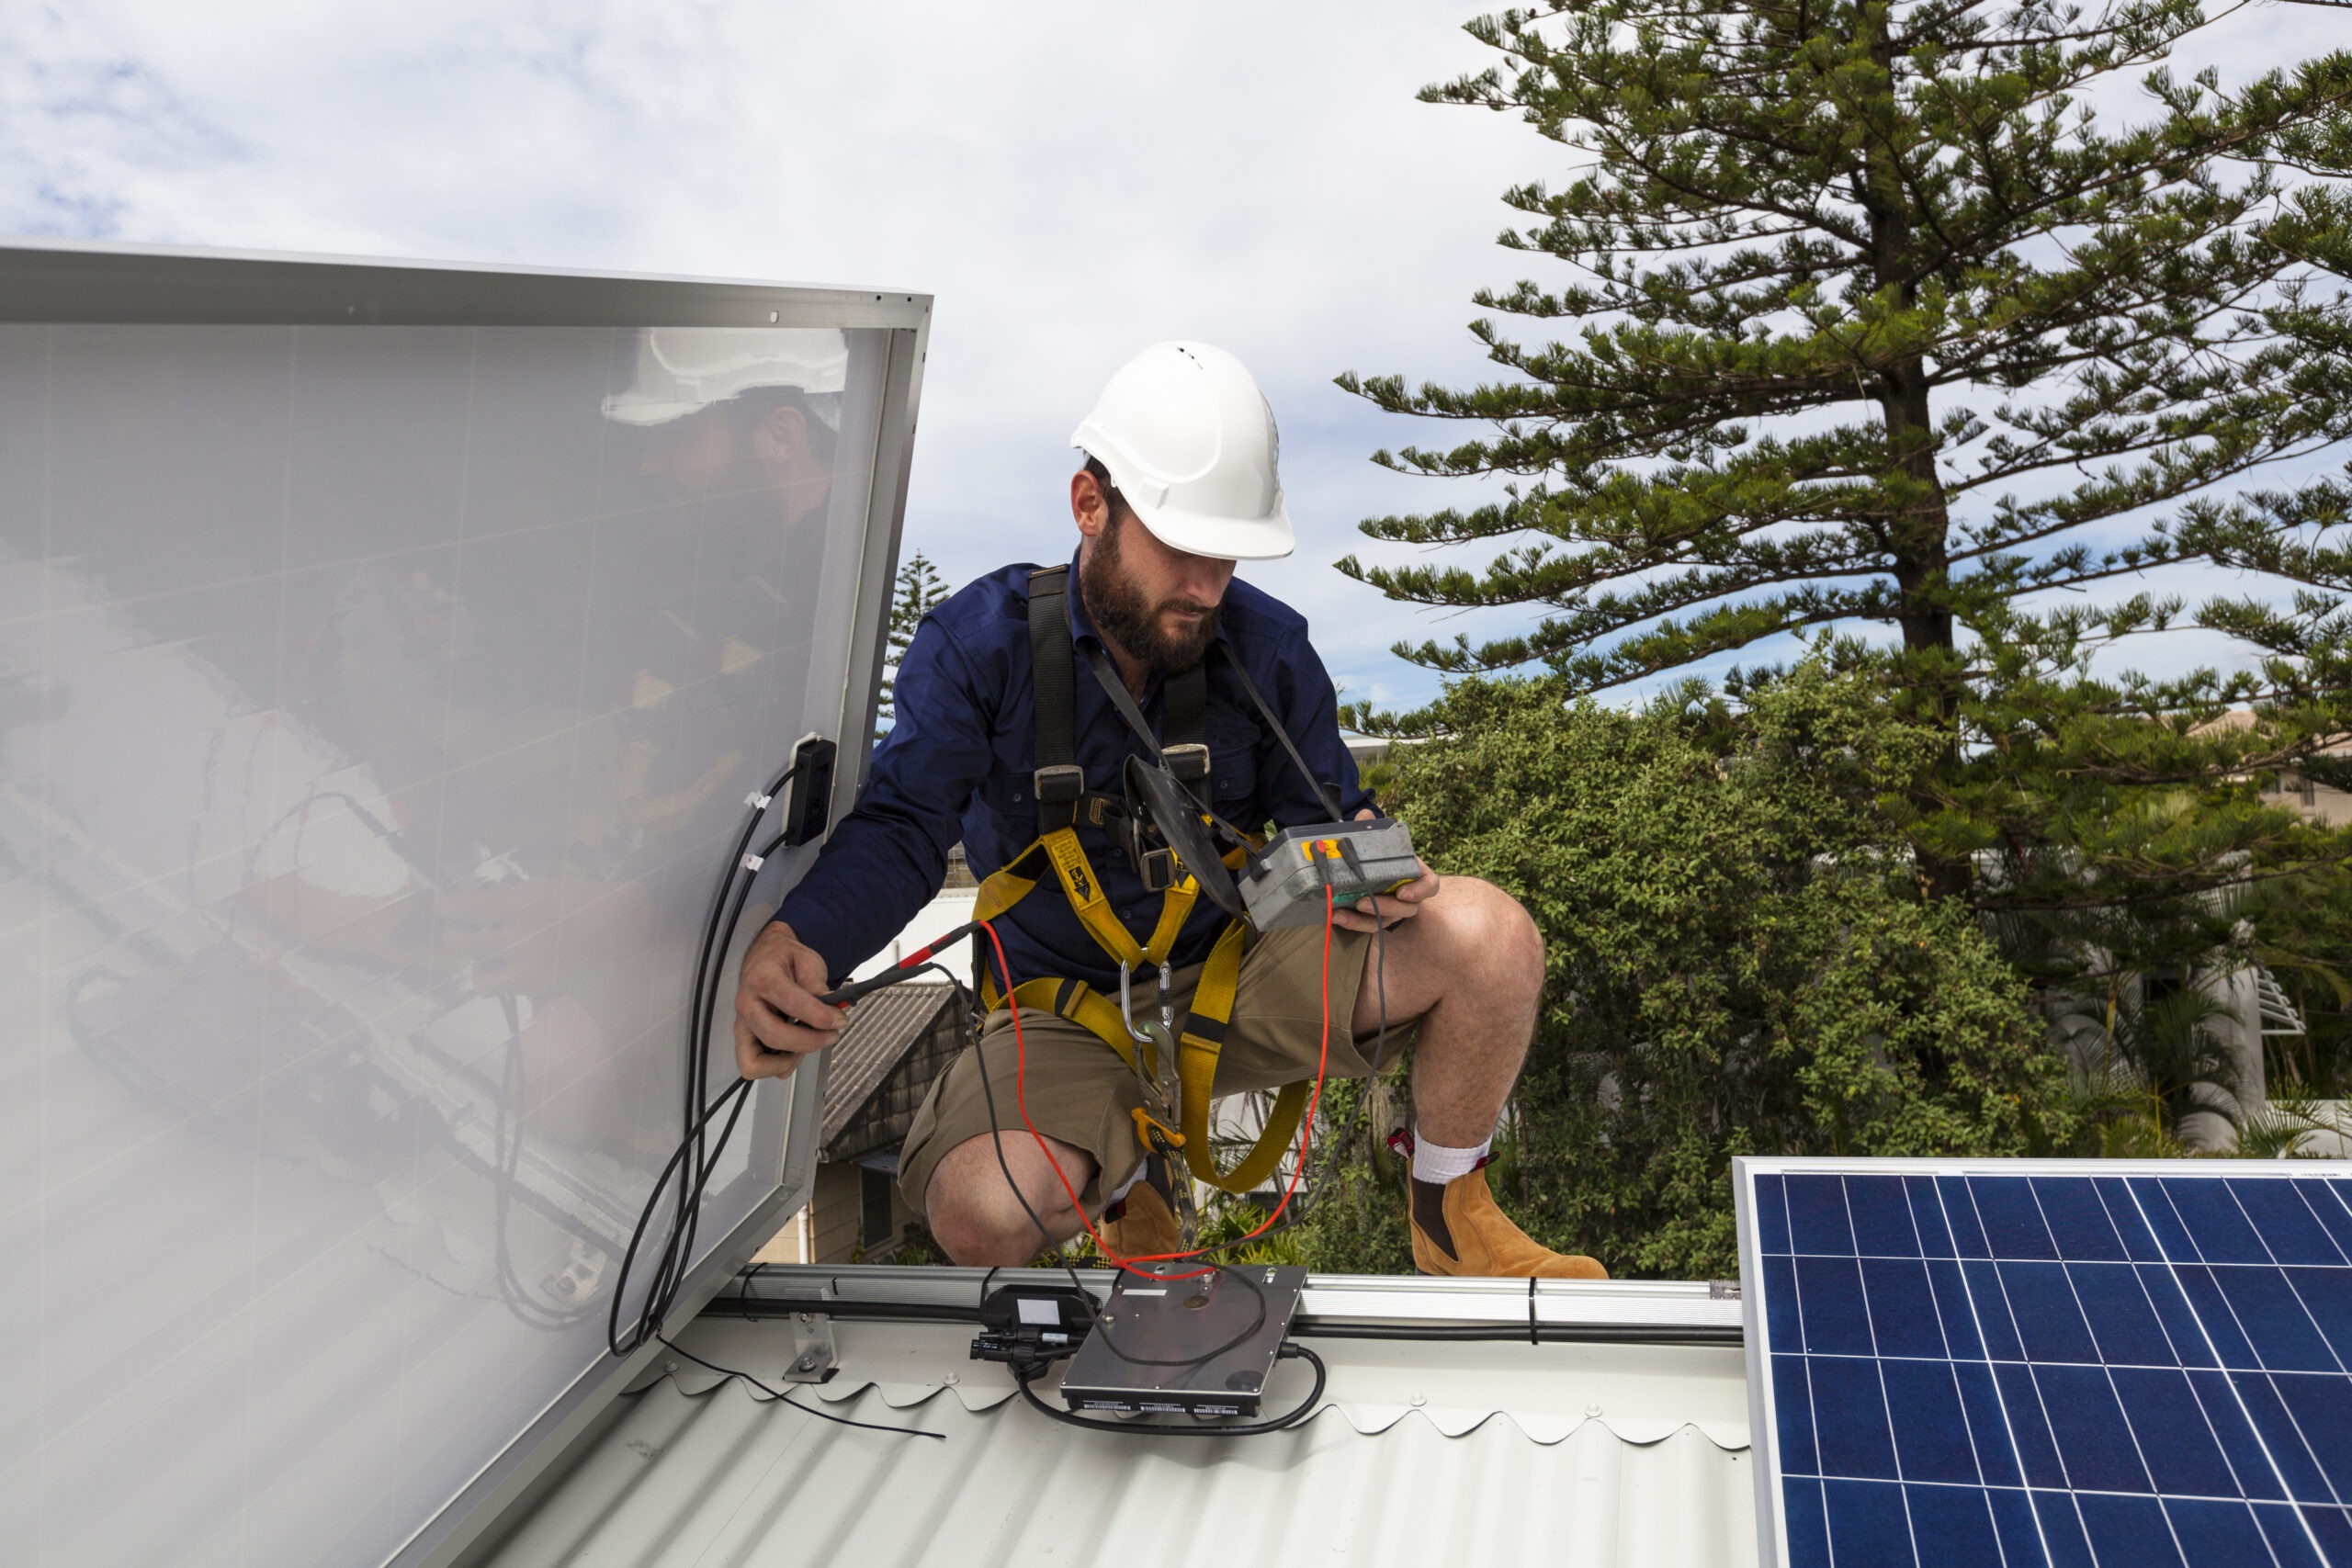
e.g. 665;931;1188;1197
1203;726;1259;808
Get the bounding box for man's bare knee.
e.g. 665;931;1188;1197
1426;876;1544;994
922;1132;1093;1267
1470;877;1544;982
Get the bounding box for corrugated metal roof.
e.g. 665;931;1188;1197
819;981;954;1150
464;1279;1756;1567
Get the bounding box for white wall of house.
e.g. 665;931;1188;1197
848;885;979;983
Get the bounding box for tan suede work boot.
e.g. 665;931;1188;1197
1096;1160;1182;1258
1394;1134;1608;1280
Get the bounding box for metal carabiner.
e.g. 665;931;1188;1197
1116;961;1155;1047
1157;963;1175;1038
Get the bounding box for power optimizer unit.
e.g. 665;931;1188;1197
1057;1264;1307;1417
1240;818;1419;931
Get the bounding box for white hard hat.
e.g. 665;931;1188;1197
1070;342;1294;560
602;327;848;430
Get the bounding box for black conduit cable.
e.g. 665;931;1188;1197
675;766;792;1292
1289;1322;1741;1346
698;1292;1743;1347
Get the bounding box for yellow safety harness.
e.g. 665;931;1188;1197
970;565;1309;1194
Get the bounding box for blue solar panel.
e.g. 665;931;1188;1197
1736;1159;2352;1568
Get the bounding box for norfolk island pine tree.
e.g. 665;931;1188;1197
1335;0;2352;919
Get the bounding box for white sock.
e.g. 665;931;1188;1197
1106;1160;1148;1205
1410;1128;1490;1185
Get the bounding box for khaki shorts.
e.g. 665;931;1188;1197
899;921;1407;1218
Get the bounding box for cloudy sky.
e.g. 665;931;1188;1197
2;1;2342;715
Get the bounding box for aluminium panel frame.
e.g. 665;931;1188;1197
0;237;931;1568
1731;1152;2352;1568
0;234;930;332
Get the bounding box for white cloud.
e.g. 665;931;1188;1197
2;0;2345;713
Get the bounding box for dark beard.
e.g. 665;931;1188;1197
1080;513;1222;672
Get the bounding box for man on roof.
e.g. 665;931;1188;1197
729;342;1605;1279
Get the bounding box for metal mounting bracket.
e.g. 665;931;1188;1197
784;1305;838;1382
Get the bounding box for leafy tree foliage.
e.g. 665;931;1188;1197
1340;0;2352;911
1302;665;2068;1280
1342;0;2352;688
876;551;949;738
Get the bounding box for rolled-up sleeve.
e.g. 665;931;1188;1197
773;617;996;982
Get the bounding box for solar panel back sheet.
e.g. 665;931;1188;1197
1735;1157;2352;1568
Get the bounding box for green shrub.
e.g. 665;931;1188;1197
1307;666;2070;1279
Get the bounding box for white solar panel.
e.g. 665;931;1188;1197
0;244;929;1568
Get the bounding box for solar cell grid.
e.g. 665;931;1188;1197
1738;1160;2352;1568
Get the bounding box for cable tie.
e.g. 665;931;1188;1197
746;791;774;810
741;852;765;873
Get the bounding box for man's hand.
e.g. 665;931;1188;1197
733;920;848;1080
1329;807;1439;934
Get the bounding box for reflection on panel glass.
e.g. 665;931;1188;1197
0;321;888;1567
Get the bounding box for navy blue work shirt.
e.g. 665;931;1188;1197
775;549;1373;992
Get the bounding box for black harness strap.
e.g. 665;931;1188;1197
1215;640;1344;821
1034;566;1329;867
1072;642;1209;785
1082;643;1169;761
1162;660;1209;783
1026;566;1083;830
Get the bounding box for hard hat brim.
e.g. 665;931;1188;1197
1125;497;1296;562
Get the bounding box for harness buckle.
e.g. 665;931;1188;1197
1162;742;1210;783
1138;845;1182;893
1033;763;1085;804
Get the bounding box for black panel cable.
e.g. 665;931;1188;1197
605;829;777;1358
650;1335;946;1440
605;755;939;1442
611;754;822;1359
675;759;808;1313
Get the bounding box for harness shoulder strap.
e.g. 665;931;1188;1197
1026;567;1082;830
1162;661;1208;783
1082;642;1164;762
1216;639;1343;821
